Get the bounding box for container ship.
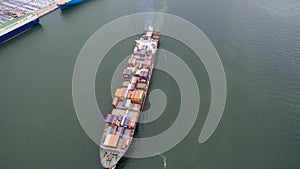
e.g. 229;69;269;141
99;26;160;169
0;13;39;44
55;0;83;9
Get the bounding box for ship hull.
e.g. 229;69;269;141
0;18;39;44
57;0;83;9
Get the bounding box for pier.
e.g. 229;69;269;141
0;0;58;23
0;0;60;43
36;3;58;17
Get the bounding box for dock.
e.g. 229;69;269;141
36;3;58;17
0;0;58;23
0;0;60;43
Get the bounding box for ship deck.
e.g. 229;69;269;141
0;13;33;30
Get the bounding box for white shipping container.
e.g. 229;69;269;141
104;134;111;146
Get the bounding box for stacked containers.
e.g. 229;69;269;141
115;88;126;99
122;99;127;107
135;69;141;76
122;68;132;80
127;76;138;91
144;60;152;69
112;115;117;125
127;83;136;91
110;126;115;134
118;127;122;136
103;134;111;145
121;127;125;136
103;30;160;150
125;99;131;108
105;114;123;126
122;80;129;87
128;56;137;67
120;116;126;126
136;83;147;90
139;69;150;80
119;116;132;128
108;114;114;123
105;114;112;123
104;134;120;148
127;55;134;66
139;49;146;56
115;115;121;126
132;59;136;66
113;125;117;134
114;115;121;124
112;97;118;108
114;88;128;100
127;84;131;90
130;76;139;84
140;91;145;104
132;83;136;90
117;127;126;137
127;90;133;99
124;117;130;127
128;118;136;128
115;118;120;126
114;88;122;99
131;90;144;104
122;88;129;100
139;63;143;69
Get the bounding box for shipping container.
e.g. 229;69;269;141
105;114;111;123
125;99;131;108
112;97;118;108
114;88;123;99
109;114;114;123
104;134;120;148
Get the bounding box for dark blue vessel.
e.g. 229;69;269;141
56;0;84;9
0;13;39;44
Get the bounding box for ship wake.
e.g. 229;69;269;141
156;153;167;169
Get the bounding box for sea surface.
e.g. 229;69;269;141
0;0;300;168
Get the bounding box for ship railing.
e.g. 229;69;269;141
100;145;125;153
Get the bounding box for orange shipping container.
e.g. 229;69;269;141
127;91;133;99
132;77;138;84
132;91;139;100
107;134;120;148
114;89;123;99
104;134;120;148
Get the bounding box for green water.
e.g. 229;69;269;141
1;0;300;168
